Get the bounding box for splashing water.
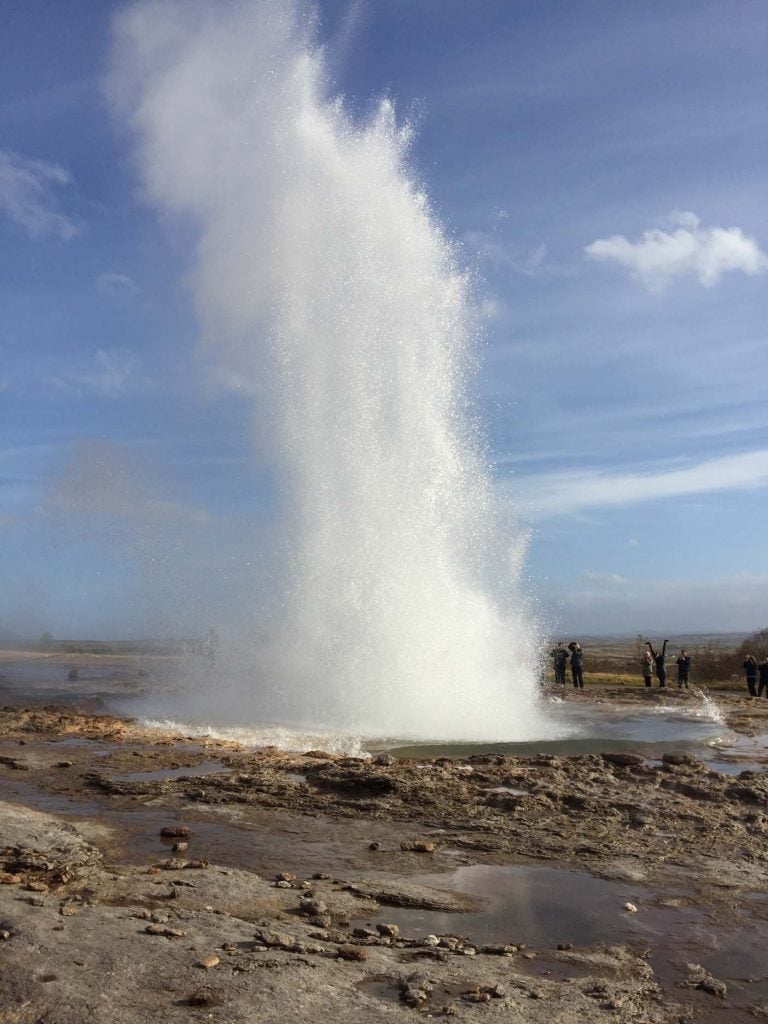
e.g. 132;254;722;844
108;0;551;741
689;686;726;724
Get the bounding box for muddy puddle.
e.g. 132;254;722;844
358;863;768;1022
0;774;382;881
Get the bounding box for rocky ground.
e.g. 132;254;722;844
2;688;768;1023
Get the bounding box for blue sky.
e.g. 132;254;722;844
1;0;767;639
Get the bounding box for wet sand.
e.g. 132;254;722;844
2;666;768;1023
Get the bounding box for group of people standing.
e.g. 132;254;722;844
640;640;690;688
551;641;584;689
742;655;768;697
551;641;768;696
549;639;691;689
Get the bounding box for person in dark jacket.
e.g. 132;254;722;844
568;642;584;689
676;650;690;689
551;642;568;686
647;640;668;688
743;655;758;697
758;658;768;698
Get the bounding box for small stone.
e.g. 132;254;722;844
276;872;296;882
557;943;574;950
0;873;22;885
601;753;644;767
183;859;208;869
187;986;222;1007
662;753;699;767
462;946;477;956
172;842;188;853
299;898;328;917
337;945;368;961
160;825;192;838
0;930;11;940
25;881;49;893
56;760;74;768
401;840;436;853
59;903;80;917
197;955;220;969
160;858;188;871
312;872;332;880
624;902;638;913
275;880;292;889
422;935;439;947
368;842;380;851
376;923;400;938
145;924;185;938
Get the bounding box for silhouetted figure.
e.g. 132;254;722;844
743;655;758;697
676;650;690;689
204;628;219;664
641;649;653;688
568;642;584;689
551;642;568;686
758;658;768;698
67;667;79;681
647;640;668;688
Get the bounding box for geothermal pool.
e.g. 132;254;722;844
2;654;763;772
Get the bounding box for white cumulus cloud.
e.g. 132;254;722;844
0;149;79;240
585;211;767;290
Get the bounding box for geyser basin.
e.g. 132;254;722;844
138;694;734;760
107;0;550;742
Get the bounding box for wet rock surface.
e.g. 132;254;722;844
1;691;768;1022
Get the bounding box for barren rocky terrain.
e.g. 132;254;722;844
2;686;768;1023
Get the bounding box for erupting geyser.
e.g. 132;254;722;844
109;0;551;742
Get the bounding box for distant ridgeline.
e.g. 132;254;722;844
0;637;199;656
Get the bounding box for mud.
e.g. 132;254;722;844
2;688;768;1022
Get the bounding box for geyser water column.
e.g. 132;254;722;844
108;0;551;741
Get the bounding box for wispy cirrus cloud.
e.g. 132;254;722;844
585;211;767;290
0;149;79;240
96;271;138;296
44;348;145;399
464;229;549;277
510;449;768;518
551;572;768;634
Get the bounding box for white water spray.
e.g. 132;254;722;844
109;0;550;741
